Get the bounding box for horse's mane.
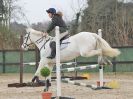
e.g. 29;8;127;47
26;28;43;35
26;28;53;39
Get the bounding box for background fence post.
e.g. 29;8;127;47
112;57;116;72
74;58;78;79
35;46;40;70
20;35;23;84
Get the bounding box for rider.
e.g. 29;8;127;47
45;8;68;59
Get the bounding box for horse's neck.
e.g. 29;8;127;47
31;34;43;50
32;35;52;50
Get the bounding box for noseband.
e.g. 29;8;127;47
23;32;32;48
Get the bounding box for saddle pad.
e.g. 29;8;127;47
60;38;70;50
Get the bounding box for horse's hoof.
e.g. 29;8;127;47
31;76;39;82
98;61;107;66
104;57;113;66
107;60;113;66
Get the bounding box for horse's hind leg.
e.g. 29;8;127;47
80;49;113;65
80;49;102;57
103;56;112;66
98;55;113;66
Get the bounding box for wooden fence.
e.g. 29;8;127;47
0;48;40;73
0;46;133;73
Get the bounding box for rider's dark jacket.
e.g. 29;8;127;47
46;14;68;33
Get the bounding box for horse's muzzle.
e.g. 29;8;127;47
21;45;28;51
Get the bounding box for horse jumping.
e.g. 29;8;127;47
21;27;120;84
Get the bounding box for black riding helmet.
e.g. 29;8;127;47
46;8;56;14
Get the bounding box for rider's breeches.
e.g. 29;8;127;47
52;31;69;41
60;31;69;40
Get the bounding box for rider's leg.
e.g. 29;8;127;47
60;31;69;39
47;31;69;59
47;41;56;59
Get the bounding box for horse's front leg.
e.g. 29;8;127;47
32;58;51;83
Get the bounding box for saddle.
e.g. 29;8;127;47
60;34;70;50
47;34;70;59
60;34;70;44
50;34;70;50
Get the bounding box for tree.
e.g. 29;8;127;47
69;0;87;35
81;0;133;46
0;0;9;27
0;0;24;49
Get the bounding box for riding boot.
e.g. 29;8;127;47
47;41;56;59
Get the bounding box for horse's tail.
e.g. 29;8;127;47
92;33;120;57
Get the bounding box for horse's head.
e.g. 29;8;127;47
21;28;50;50
21;28;33;50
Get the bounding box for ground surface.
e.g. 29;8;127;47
0;73;133;99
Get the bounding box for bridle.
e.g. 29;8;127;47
23;32;33;49
23;32;51;50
